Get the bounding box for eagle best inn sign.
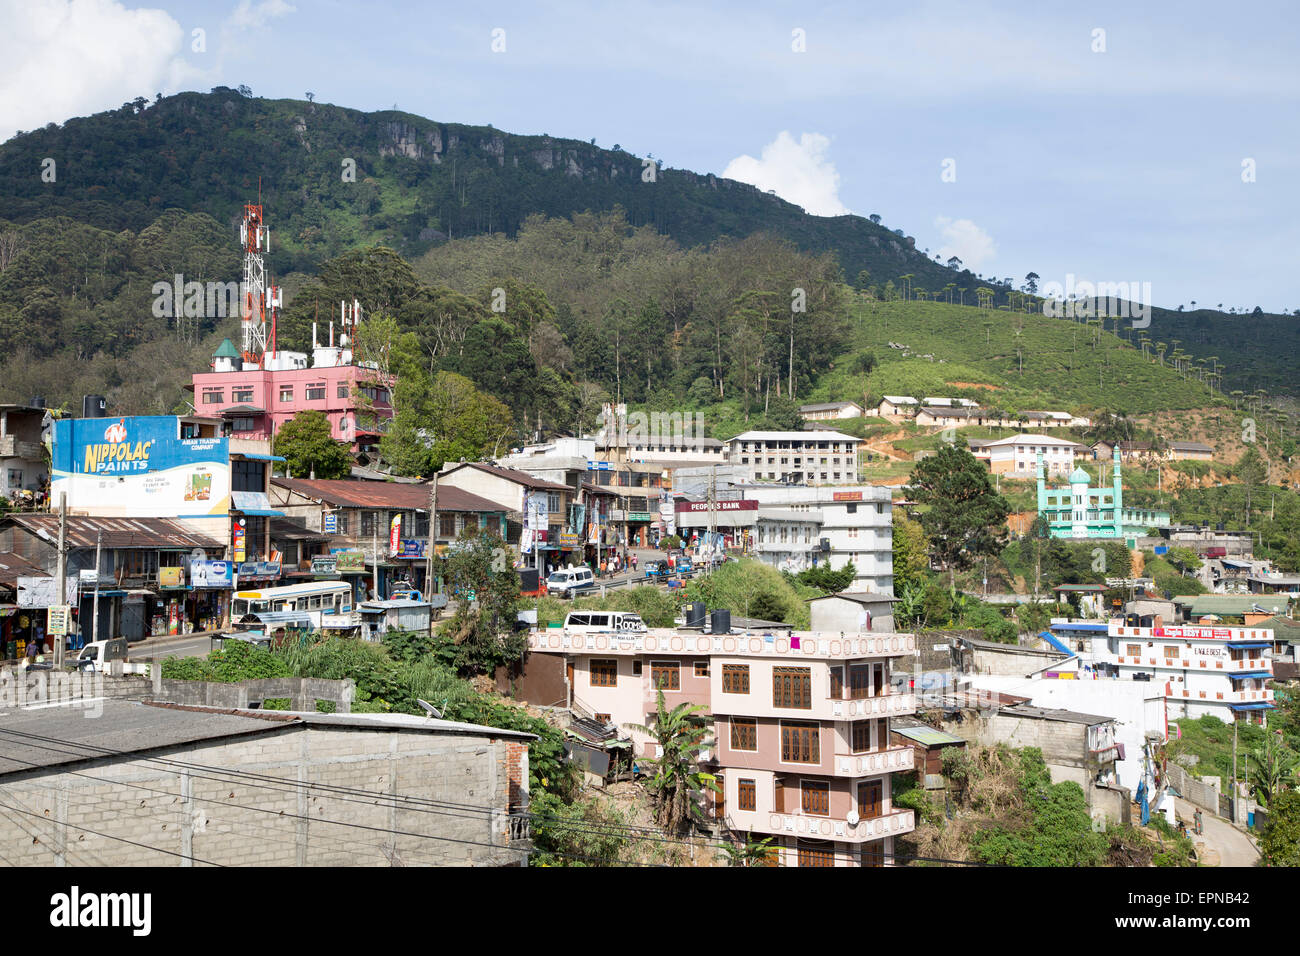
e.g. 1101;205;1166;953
52;416;231;517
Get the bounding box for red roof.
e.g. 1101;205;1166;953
272;478;504;513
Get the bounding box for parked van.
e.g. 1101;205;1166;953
547;565;595;598
563;611;647;634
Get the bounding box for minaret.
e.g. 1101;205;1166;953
1035;451;1047;526
1112;445;1123;537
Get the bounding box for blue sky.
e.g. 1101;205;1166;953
3;0;1297;312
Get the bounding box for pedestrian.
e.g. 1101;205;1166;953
599;558;607;578
25;639;37;668
612;555;620;575
631;553;638;572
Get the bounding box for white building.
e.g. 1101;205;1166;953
725;430;862;485
1053;620;1275;726
969;433;1088;477
799;401;864;422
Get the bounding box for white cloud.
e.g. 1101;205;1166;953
934;216;997;272
0;0;205;141
229;0;296;31
722;131;850;217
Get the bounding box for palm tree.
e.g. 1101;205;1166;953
627;691;719;834
717;831;777;866
1251;732;1298;809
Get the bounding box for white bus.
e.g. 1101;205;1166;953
231;581;355;630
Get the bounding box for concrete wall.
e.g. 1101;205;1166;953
963;641;1069;677
943;711;1095;787
0;723;529;866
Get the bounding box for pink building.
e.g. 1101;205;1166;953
525;625;918;867
191;338;394;459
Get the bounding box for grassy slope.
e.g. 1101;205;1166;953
808;297;1220;416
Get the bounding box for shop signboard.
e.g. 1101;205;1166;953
51;415;231;516
558;532;580;550
397;539;427;559
190;560;233;589
323;511;338;533
311;556;339;576
47;605;72;636
158;567;185;587
333;550;366;573
627;512;653;522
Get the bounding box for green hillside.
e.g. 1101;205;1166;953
810;297;1221;415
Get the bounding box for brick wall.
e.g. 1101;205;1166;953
0;724;528;867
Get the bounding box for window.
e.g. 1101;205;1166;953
830;666;844;699
631;660;643;676
730;718;758;751
1164;646;1179;660
232;459;266;493
851;721;873;753
738;778;756;812
694;661;709;678
590;659;617;687
857;780;883;818
232;417;256;432
849;665;876;699
650;661;680;691
722;664;749;694
279;385;294;402
439;513;457;537
337;384;350;399
202;389;224;404
306;383;326;401
797;839;835;867
773;666;812;709
334;512;350;535
119;549;159;578
1126;644;1142;658
232;387;254;403
801;780;830;816
547;492;561;513
781;721;820;763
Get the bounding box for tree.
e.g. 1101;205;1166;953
1260;790;1300;866
1235;445;1268;519
433;528;525;675
891;514;930;593
1024;272;1039;294
626;691;718;834
1251;732;1298;808
274;410;352;478
904;445;1010;585
717;831;776;866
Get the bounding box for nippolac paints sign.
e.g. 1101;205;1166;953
81;420;155;474
52;416;232;517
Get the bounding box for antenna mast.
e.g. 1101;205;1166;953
240;200;281;368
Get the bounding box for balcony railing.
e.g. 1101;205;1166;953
1116;655;1272;674
827;692;917;720
530;629;917;659
737;807;915;844
507;812;532;844
832;745;914;777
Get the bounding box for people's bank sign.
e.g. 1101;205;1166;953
52;416;230;516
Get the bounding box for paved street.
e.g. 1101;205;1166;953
1175;797;1261;867
129;632;221;661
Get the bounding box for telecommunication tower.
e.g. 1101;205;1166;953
239;202;282;368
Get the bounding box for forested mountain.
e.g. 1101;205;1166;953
0;88;1294;421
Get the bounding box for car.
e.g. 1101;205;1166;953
547;565;596;598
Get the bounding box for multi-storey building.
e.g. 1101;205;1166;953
191;337;395;459
725;430;861;485
0;404;50;504
1035;449;1169;540
1051;619;1275;725
527;624;918;866
970;432;1088;477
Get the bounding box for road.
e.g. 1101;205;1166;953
1175;797;1260;867
129;632;220;661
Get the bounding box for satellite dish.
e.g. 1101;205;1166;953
846;810;860;826
416;699;443;719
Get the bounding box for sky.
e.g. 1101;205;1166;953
2;0;1297;312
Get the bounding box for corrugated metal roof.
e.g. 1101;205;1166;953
807;591;900;605
443;462;571;492
273;477;505;513
5;515;222;551
0;551;48;587
891;725;966;747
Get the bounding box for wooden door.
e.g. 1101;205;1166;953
858;780;882;819
566;662;575;706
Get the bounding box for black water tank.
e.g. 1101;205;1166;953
27;396;45;409
1125;613;1140;627
710;609;731;635
687;602;706;627
82;394;107;418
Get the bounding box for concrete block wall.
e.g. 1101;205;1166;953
0;725;529;867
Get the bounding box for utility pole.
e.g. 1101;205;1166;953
425;472;439;599
54;492;67;667
708;464;717;561
372;523;379;599
91;531;103;645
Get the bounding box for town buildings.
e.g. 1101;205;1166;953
0;404;50;505
1035;448;1169;540
268;477;507;601
724;430;862;485
525;622;918;866
0;696;533;866
191;335;395;459
970;433;1089;477
799;401;864;422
